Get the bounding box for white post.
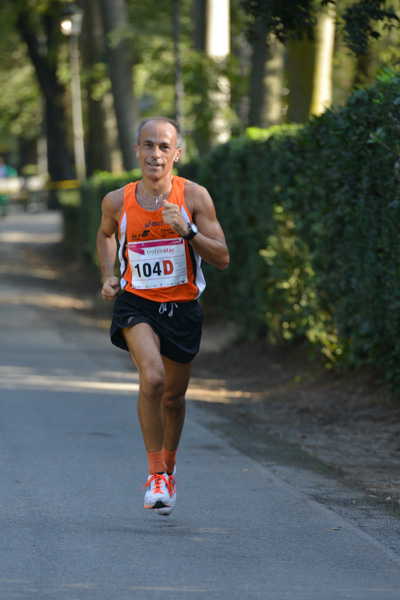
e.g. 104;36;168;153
69;34;86;182
205;0;231;145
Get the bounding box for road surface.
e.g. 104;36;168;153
0;210;399;599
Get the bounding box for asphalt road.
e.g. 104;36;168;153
0;210;399;600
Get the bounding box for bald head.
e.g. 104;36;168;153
136;117;182;149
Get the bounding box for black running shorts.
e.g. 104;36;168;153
110;291;203;364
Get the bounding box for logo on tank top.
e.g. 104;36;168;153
144;220;164;228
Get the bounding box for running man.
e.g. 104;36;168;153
97;116;229;515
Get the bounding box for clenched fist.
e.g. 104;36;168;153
162;200;190;237
102;276;120;302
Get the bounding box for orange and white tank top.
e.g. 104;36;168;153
118;176;206;302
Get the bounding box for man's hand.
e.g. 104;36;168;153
102;276;120;302
162;200;189;237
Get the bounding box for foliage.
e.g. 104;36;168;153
180;69;400;389
242;0;400;55
61;70;400;388
0;3;42;143
241;0;318;42
289;69;400;385
342;0;400;54
126;0;244;158
1;0;400;169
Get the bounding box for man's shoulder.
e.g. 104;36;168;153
183;178;209;199
103;185;126;208
102;184;129;220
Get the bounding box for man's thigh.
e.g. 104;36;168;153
123;323;163;374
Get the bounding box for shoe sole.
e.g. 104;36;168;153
144;500;172;510
155;497;176;516
155;507;174;516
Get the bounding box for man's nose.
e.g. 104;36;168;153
152;145;161;158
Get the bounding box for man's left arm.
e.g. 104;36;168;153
162;184;229;270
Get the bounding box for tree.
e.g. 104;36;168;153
99;0;138;170
81;0;114;174
248;26;284;127
286;2;336;122
172;0;185;135
13;0;74;181
242;0;399;124
191;0;232;147
0;15;42;168
341;0;399;54
205;0;231;144
241;0;399;56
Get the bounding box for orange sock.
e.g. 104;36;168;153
163;448;177;474
147;450;167;475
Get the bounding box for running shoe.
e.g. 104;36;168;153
142;473;172;510
155;468;176;516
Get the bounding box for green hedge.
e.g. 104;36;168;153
58;169;142;263
288;71;400;384
179;70;400;388
64;70;400;389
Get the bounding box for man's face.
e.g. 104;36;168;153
135;121;181;180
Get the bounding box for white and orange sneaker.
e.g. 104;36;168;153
155;468;176;516
142;473;172;510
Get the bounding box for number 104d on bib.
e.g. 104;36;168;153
128;238;188;290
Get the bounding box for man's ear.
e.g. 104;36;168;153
173;148;182;162
135;143;140;158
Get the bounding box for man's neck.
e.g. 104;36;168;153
141;173;173;197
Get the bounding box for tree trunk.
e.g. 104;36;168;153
193;0;206;51
172;0;184;136
309;3;336;116
287;4;335;123
286;36;316;123
353;51;374;88
99;0;138;171
81;0;111;174
16;11;74;181
205;0;231;145
249;31;284;128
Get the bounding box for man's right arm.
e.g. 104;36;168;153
96;189;124;302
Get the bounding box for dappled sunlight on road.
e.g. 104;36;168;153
187;377;261;404
0;231;62;244
0;366;140;395
0;264;59;279
0;363;255;403
0;291;88;310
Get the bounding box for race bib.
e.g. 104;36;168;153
128;238;188;289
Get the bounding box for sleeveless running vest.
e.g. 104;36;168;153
118;176;206;302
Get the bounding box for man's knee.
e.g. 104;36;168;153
162;391;185;411
140;366;165;399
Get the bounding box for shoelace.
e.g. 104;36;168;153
159;302;179;317
168;475;176;495
142;473;169;494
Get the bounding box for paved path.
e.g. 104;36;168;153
0;211;399;599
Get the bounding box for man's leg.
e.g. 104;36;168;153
123;323;194;513
123;323;174;510
153;357;192;516
161;355;192;454
122;323;166;454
